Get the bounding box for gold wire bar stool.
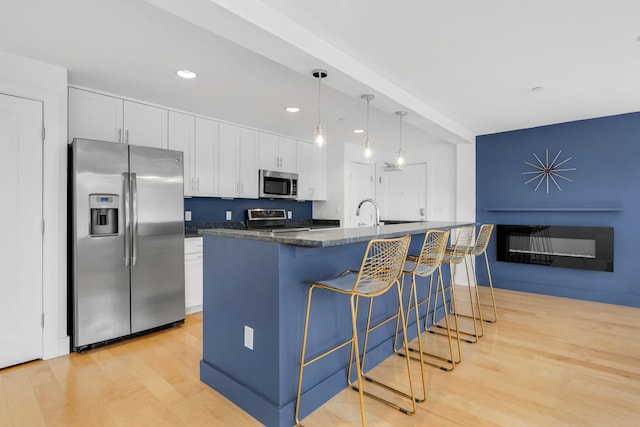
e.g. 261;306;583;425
433;225;484;344
391;229;458;403
467;224;497;323
295;235;414;427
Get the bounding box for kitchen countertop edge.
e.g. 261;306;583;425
198;221;474;248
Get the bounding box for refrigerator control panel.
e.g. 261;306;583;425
89;194;119;209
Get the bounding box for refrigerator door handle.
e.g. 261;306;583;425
131;172;138;266
123;172;131;267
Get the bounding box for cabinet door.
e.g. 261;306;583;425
238;127;259;198
194;117;219;197
278;136;297;173
258;132;278;171
168;111;195;196
124;101;168;148
218;122;240;198
68;87;123;143
185;252;203;313
309;145;327;200
296;140;311;200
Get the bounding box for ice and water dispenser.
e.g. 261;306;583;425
89;194;119;236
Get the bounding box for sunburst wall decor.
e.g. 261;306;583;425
522;148;576;194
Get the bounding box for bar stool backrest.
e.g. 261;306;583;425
354;235;411;297
470;224;494;256
447;226;475;264
413;229;450;276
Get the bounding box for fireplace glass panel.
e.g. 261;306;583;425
497;225;613;272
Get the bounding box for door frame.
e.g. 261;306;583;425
0;65;70;360
0;92;44;365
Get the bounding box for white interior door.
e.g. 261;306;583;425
0;93;43;368
379;163;427;221
345;161;375;227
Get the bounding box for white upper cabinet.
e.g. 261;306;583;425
168;111;195;196
194;117;219;197
218;122;258;198
218;122;239;198
238;127;259;198
69;87;168;149
277;136;297;173
68;87;123;143
296;141;311;199
123;101;168;149
259;132;296;173
296;140;327;200
258;132;278;171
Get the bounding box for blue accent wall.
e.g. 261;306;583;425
184;197;312;223
476;112;640;308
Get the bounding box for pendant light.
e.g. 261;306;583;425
312;69;328;147
395;111;407;167
362;94;375;158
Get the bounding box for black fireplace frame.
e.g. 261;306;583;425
496;224;614;272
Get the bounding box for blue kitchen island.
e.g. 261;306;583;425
199;221;472;427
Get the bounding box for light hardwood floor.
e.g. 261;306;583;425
1;287;639;426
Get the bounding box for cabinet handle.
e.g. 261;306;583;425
197;177;200;191
125;129;129;144
118;128;122;143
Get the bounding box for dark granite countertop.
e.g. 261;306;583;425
198;221;474;248
185;219;340;238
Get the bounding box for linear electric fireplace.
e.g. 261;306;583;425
497;225;614;272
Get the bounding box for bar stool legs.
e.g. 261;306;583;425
352;288;418;413
468;224;498;323
295;236;414;427
433;226;485;344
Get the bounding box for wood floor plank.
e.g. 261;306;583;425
1;287;639;426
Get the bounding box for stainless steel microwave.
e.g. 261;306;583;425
259;170;298;199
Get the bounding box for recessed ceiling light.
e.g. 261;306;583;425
285;107;300;113
531;86;544;92
353;129;364;134
176;69;197;79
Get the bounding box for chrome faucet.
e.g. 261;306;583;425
356;198;381;226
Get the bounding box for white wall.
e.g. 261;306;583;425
0;51;69;359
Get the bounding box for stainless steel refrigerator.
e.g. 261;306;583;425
70;138;185;351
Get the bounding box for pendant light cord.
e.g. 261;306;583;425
317;75;322;124
366;97;370;141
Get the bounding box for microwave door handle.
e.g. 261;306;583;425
123;172;130;267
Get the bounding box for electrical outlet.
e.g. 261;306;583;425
287;210;292;219
244;325;254;350
185;211;192;221
226;211;232;221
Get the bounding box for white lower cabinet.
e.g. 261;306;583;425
184;237;203;314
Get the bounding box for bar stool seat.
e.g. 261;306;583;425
295;235;414;427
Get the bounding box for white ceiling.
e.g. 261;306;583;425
2;0;640;152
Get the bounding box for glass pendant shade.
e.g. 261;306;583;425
362;94;375;158
312;69;328;147
364;138;373;158
395;110;407;168
314;124;326;147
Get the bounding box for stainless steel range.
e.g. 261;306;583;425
246;208;310;232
